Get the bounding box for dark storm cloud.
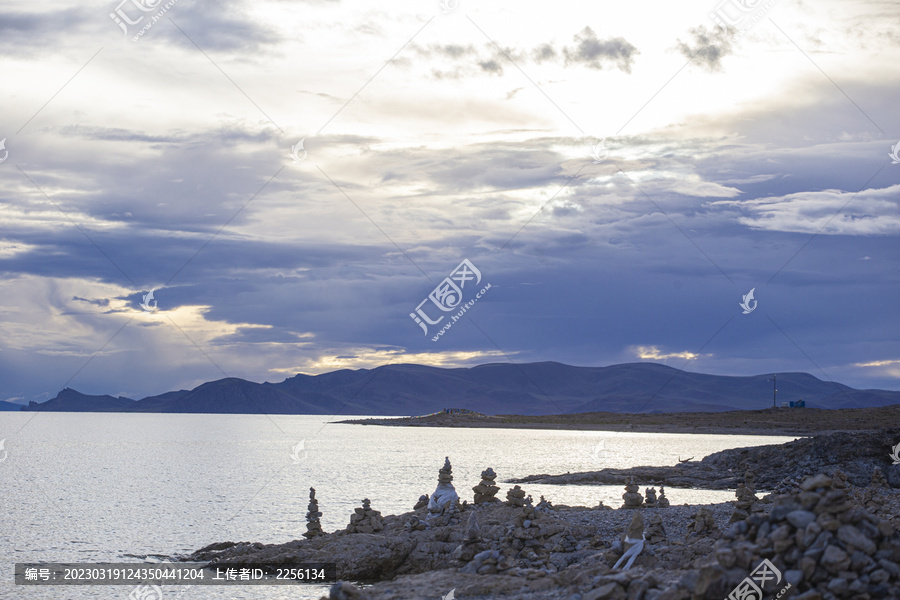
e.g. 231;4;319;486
674;25;734;71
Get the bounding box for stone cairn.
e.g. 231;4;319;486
832;469;849;489
413;494;429;510
536;495;553;513
657;486;670;508
645;512;667;544
872;467;889;488
714;473;900;598
346;498;383;534
509;499;550;566
610;511;645;570
621;477;644;509
472;467;500;504
686;506;719;539
506;485;527;507
450;512;485;564
644;487;658;507
552;531;579;553
404;514;426;532
730;470;762;523
428;457;459;514
303;487;325;539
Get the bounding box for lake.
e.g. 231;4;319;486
0;413;797;600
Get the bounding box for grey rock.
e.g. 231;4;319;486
786;510;817;529
785;569;804;586
837;524;876;555
821;545;851;573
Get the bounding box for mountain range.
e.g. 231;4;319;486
18;362;900;415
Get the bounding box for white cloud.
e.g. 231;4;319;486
714;184;900;235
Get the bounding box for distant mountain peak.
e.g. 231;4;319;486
22;361;899;416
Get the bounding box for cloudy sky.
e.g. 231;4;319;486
0;0;898;405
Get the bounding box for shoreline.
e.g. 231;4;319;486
339;404;900;436
179;432;900;600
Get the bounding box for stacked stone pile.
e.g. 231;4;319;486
403;514;426;532
707;474;900;599
730;470;763;523
304;487;325;539
428;457;459;513
412;494;429;510
645;513;667;544
460;548;516;575
551;531;578;553
536;495;553;513
507;502;552;568
657;486;670;508
687;507;720;539
644;487;658;507
832;469;849;489
347;498;384;534
472;467;500;504
621;477;643;508
506;485;527;507
449;512;485;563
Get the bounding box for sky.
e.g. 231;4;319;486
0;0;898;405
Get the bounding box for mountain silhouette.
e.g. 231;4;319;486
21;361;900;415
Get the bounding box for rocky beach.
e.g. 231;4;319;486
179;425;900;600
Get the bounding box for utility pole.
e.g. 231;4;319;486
772;374;777;408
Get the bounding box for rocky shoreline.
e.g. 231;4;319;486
510;430;900;492
178;430;900;600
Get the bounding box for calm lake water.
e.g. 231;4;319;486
0;413;797;600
